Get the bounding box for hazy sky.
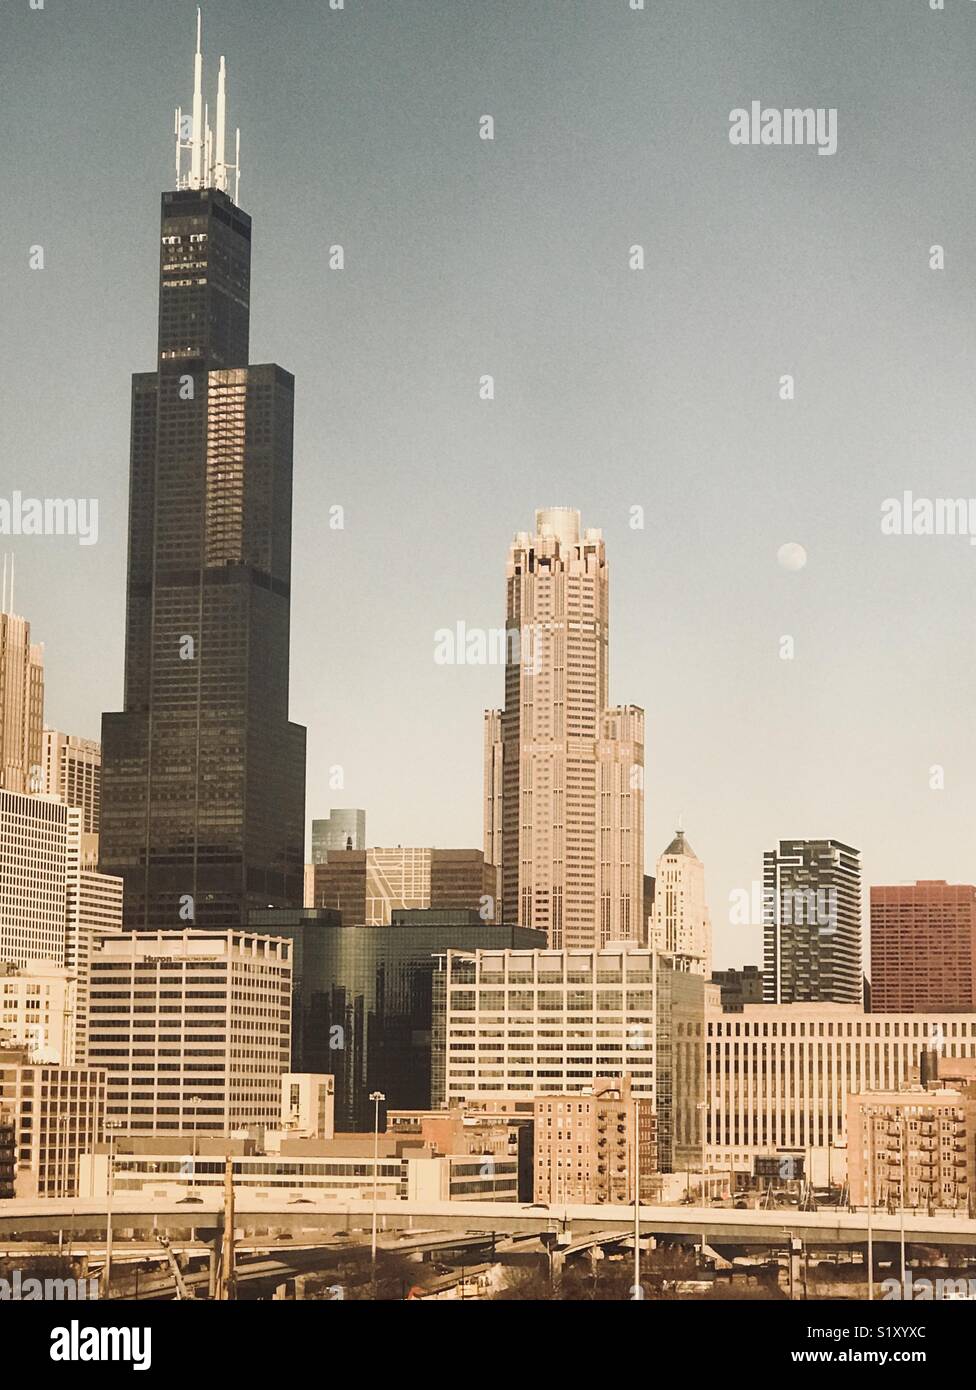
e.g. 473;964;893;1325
3;0;975;968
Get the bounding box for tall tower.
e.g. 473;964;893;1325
762;839;862;1003
0;562;44;795
100;13;306;930
484;508;644;947
651;828;711;975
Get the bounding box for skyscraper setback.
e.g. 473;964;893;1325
484;508;644;947
100;18;305;930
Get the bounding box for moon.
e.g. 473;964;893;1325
777;542;807;571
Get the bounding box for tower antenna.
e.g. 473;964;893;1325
216;55;228;192
190;7;204;188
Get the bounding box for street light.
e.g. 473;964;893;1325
103;1120;124;1299
696;1099;708;1203
632;1095;641;1299
189;1096;202;1193
369;1091;386;1287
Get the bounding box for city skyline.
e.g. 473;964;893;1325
3;0;975;972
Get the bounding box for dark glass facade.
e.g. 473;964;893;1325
101;187;306;929
249;910;544;1130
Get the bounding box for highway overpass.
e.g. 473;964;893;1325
2;1197;976;1249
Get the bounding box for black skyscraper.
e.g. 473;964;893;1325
101;160;305;928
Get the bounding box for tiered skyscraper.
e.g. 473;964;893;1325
100;15;305;929
0;570;44;795
484;507;644;947
651;827;712;974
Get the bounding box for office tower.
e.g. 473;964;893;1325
871;880;976;1013
0;790;73;965
87;929;292;1134
42;729;101;835
762;839;862;1003
654;959;716;1178
650;827;711;975
0;590;44;794
312;846;499;925
100;17;306;930
0;1045;105;1198
483;507;644;948
0;789;122;1060
249;912;543;1130
710;964;764;1012
66;861;123;1066
437;945;659;1106
704;1001;976;1186
311;809;366;861
246;907;343;1075
0;961;76;1064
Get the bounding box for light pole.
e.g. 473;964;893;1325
369;1090;385;1288
189;1096;202;1192
899;1110;907;1298
103;1120;123;1299
697;1099;708;1203
632;1096;641;1299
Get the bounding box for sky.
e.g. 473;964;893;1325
2;0;975;969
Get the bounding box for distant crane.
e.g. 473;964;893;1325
154;1233;192;1301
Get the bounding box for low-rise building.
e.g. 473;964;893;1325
0;1045;105;1197
81;1131;517;1202
847;1086;976;1209
532;1077;655;1205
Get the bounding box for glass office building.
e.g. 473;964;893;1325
249;907;543;1130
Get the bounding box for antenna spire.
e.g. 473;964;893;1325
215;55;228;191
190;7;204;188
174;9;242;202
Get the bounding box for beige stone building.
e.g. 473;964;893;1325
484;507;644;947
651;828;711;975
0;1044;105;1198
0;606;44;795
42;728;101;835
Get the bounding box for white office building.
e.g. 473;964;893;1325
87;930;292;1134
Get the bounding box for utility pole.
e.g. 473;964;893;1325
102;1121;121;1299
632;1095;642;1299
369;1090;386;1295
899;1110;907;1297
218;1153;236;1300
873;1106;878;1301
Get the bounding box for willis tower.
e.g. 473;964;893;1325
101;11;306;929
